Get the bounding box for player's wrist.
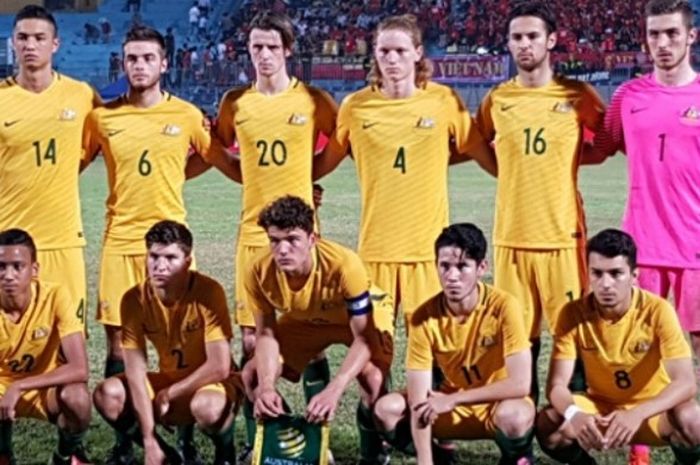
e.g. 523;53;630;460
563;404;582;423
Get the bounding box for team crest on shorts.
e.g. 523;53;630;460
185;319;202;332
481;335;497;347
59;108;77;121
415;117;435;129
162;124;182;136
288;113;308;126
631;339;651;354
32;327;50;340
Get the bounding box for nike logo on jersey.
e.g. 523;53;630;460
235;118;249;125
107;129;125;137
500;104;517;111
630;107;649;114
362;121;378;129
3;120;20;127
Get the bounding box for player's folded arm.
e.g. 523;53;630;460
406;369;434;463
123;346;158;440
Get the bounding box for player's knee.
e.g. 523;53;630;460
93;378;126;419
190;391;227;428
59;383;91;417
673;402;700;445
494;400;535;437
373;393;407;432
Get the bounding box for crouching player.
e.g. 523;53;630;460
537;229;700;465
372;223;534;465
241;196;395;465
0;229;91;465
93;221;240;465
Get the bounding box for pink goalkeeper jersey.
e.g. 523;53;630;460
599;74;700;268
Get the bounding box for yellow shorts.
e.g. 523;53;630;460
97;253;147;326
277;288;395;374
432;397;534;440
494;246;586;339
234;244;265;328
37;248;87;327
573;394;665;446
0;381;54;422
121;371;242;425
365;261;441;320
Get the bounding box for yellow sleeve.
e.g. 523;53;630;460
340;252;371;299
312;87;338;137
54;286;84;338
475;90;496;142
189;107;211;158
82;110;102;164
327;97;352;155
500;295;530;357
242;263;276;317
551;302;578;360
215;90;237;148
577;82;606;132
120;287;146;351
203;280;233;343
447;88;472;153
405;309;433;371
656;301;692;360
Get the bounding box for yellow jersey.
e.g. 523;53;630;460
406;282;530;392
120;271;232;376
477;76;605;249
553;288;691;404
83;92;210;254
214;78;337;247
243;239;373;325
0;73;98;250
0;280;84;383
330;82;475;262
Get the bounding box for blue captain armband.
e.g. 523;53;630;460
346;291;372;316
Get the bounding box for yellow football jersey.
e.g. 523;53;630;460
121;271;233;375
406;282;530;392
213;78;337;247
553;288;691;405
244;239;372;325
330;82;474;262
0;280;84;383
477;76;605;249
83;93;209;254
0;73;98;250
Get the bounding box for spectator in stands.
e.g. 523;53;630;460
108;52;120;82
83;22;99;44
189;3;200;37
99;17;112;43
198;15;208;40
198;0;211;18
165;27;176;65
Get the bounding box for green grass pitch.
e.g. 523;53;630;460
12;155;675;464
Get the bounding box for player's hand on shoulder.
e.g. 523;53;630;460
254;387;285;419
305;383;342;424
598;409;643;449
568;411;605;451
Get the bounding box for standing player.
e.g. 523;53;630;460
0;5;98;343
82;26;210;464
93;221;239;465
0;229;91;465
475;1;606;399
595;0;700;368
206;11;337;449
313;14;495;325
373;224;534;465
241;196;395;465
537;229;700;465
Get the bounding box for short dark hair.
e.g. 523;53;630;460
249;11;295;50
123;26;166;53
586;229;637;270
645;0;694;29
0;229;37;262
434;223;487;263
507;1;557;35
145;220;193;255
258;196;314;234
14;4;58;36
